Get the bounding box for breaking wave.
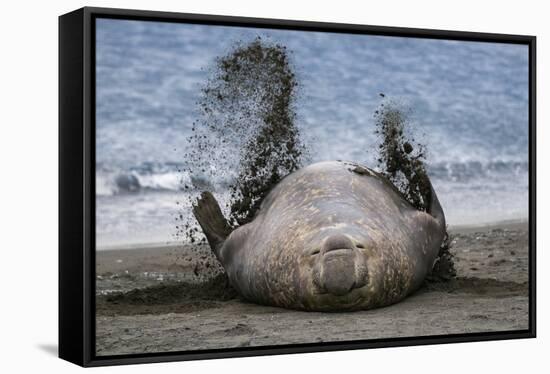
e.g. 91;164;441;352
96;159;527;197
96;162;234;196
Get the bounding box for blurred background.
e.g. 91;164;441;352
95;18;529;248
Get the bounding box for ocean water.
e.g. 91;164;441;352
95;19;529;248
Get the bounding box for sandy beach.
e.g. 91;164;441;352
95;221;529;356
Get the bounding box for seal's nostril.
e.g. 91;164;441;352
323;234;355;253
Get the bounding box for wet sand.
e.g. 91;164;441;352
95;221;529;356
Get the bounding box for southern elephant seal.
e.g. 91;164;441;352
193;160;446;311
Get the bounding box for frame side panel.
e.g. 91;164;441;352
529;37;536;337
59;8;85;366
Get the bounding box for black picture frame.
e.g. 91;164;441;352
59;6;536;367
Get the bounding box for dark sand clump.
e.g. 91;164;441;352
217;38;306;226
174;38;307;283
373;97;456;279
96;273;237;316
180;37;306;232
374;97;430;212
426;232;457;281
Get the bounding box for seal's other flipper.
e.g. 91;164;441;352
425;176;445;229
192;191;232;260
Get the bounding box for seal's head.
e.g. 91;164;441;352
310;233;369;296
293;224;389;311
220;221;385;311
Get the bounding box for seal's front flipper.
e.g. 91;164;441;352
192;191;232;260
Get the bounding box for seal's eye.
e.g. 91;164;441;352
310;249;320;256
356;243;365;249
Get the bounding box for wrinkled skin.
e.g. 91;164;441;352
218;161;446;311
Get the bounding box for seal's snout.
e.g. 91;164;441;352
313;234;368;296
322;234;355;255
321;255;356;295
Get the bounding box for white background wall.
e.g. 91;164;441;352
0;0;546;372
